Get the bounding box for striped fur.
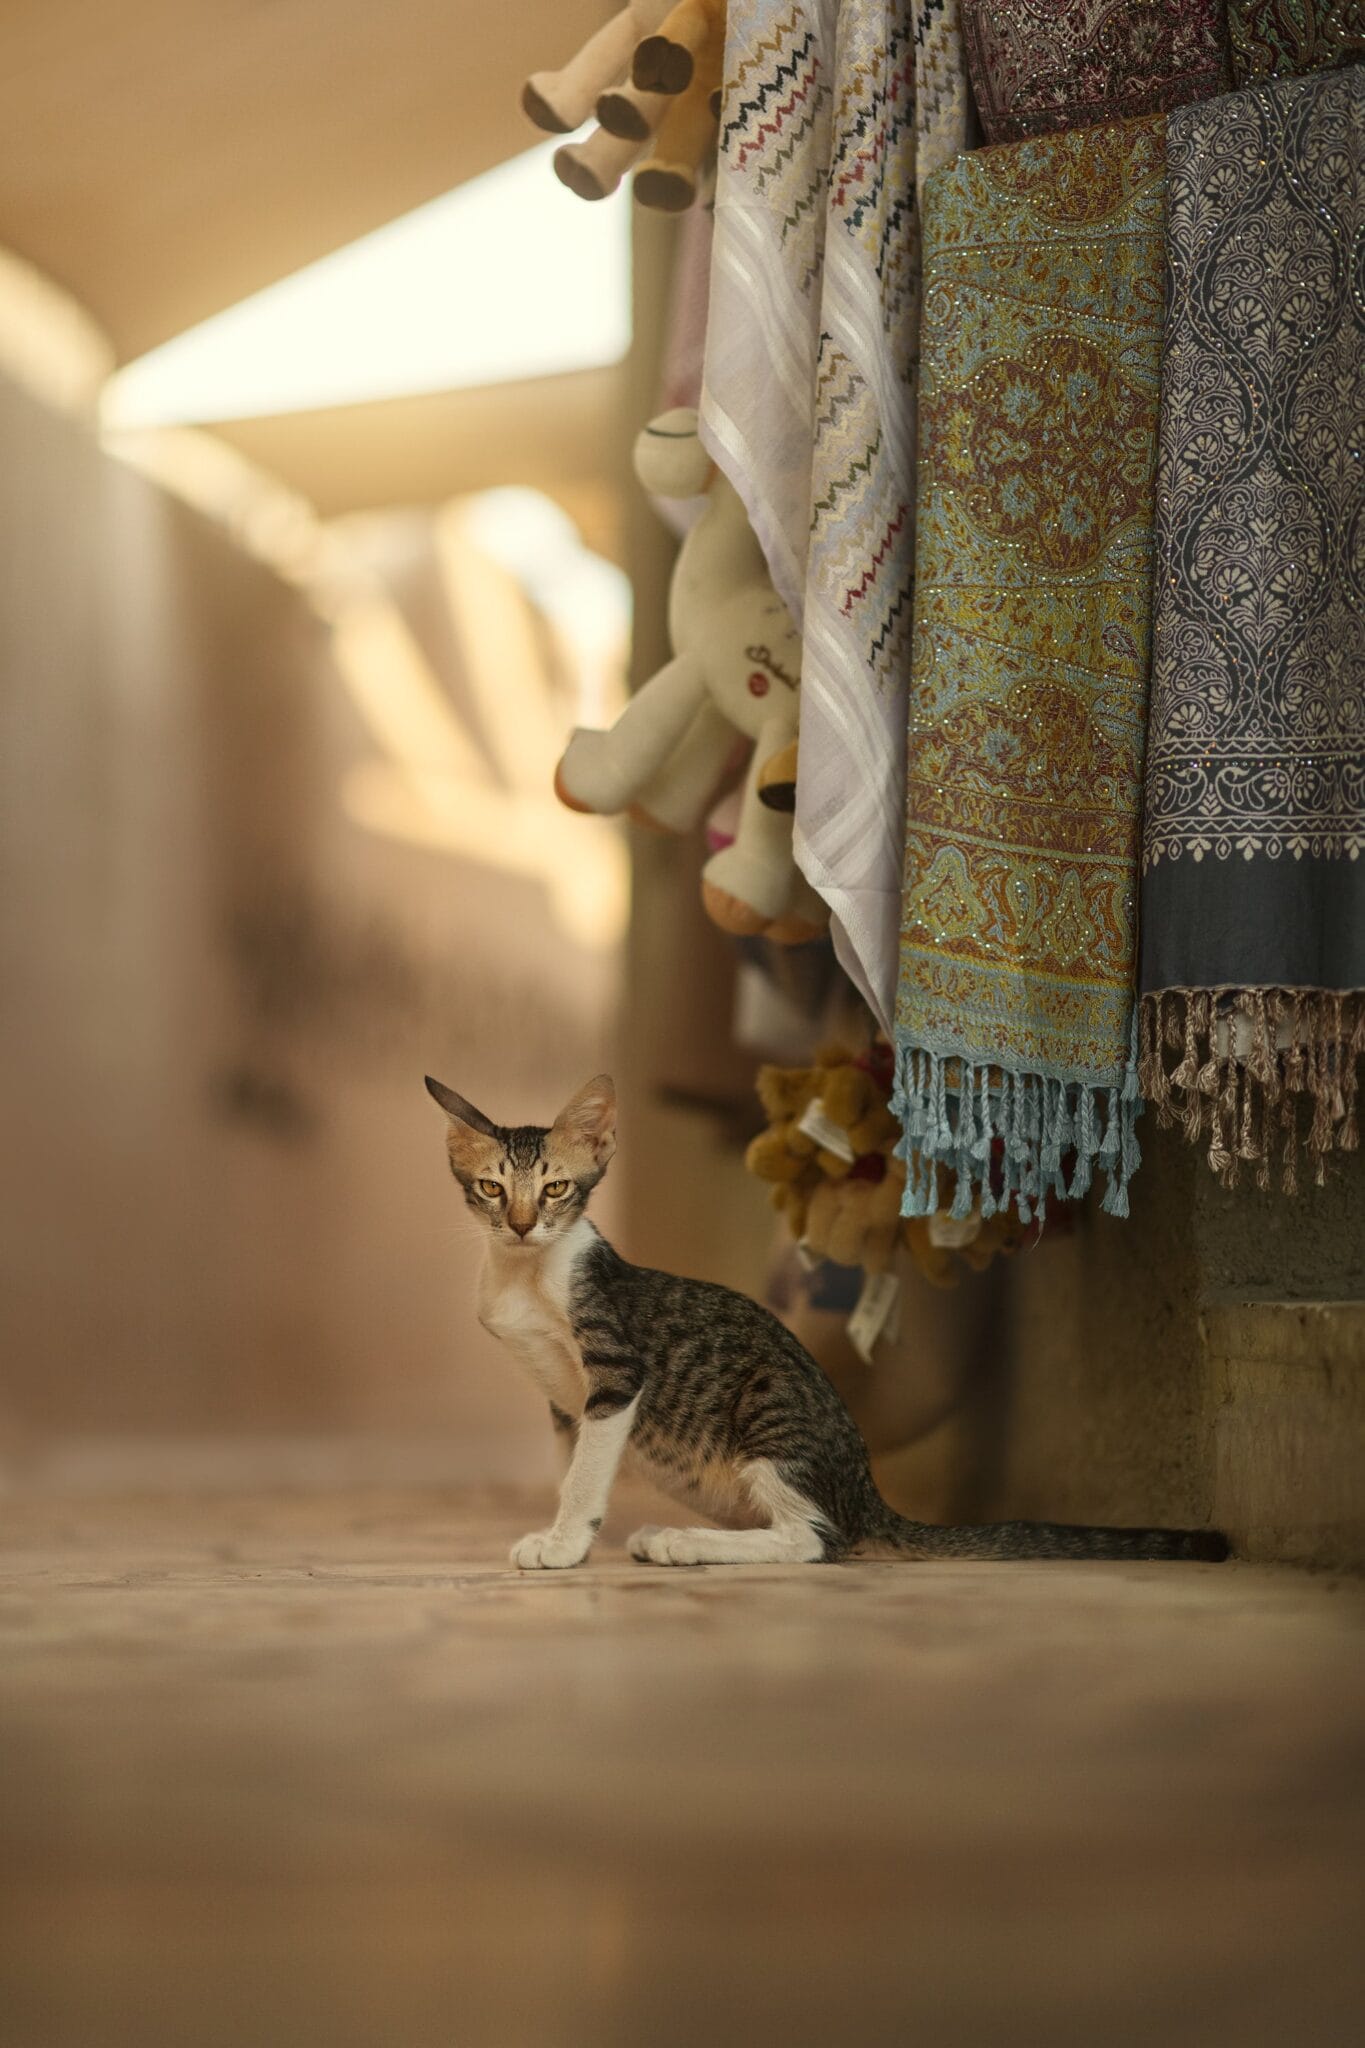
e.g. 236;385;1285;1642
428;1075;1229;1569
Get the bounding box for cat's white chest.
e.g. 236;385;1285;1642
476;1225;591;1416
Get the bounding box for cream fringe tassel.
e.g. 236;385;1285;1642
1138;989;1363;1193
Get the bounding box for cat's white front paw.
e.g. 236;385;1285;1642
627;1525;706;1566
510;1528;590;1571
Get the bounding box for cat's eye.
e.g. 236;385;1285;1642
477;1179;503;1199
543;1179;571;1198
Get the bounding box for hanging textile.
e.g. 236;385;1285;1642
960;1;1229;143
659;203;714;414
702;1;970;1033
894;116;1167;1222
1138;66;1364;1191
1227;2;1365;83
915;1;975;199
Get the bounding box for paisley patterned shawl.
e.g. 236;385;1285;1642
1227;1;1365;84
960;0;1230;143
894;117;1167;1222
1138;67;1365;1192
701;1;971;1031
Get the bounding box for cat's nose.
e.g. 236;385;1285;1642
509;1215;535;1239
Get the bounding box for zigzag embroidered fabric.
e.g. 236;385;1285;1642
915;0;974;197
894;117;1167;1222
1138;67;1365;1189
701;1;970;1030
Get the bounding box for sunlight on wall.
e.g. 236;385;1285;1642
105;423;324;581
0;245;113;417
102;430;627;952
333;492;631;953
451;490;630;730
101;142;632;427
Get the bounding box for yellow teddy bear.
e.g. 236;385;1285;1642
745;1044;1027;1286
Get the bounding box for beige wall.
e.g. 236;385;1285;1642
3;234;1358;1568
0;197;784;1492
0;370;621;1480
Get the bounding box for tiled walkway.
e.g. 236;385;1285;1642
2;1483;1362;2047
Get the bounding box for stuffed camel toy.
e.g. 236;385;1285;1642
523;0;725;212
555;408;826;944
746;1045;1030;1285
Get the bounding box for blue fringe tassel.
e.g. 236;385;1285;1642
892;1041;1143;1226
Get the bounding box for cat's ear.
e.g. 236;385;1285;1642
426;1076;499;1177
552;1074;617;1169
424;1075;497;1136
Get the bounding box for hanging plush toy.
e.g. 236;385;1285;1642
756;739;798;812
556;408;825;944
745;1043;1031;1285
523;1;726;212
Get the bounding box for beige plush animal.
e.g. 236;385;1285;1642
745;1046;1032;1283
523;6;659;134
523;0;725;212
555;408;822;942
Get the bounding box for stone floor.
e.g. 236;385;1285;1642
2;1482;1363;2047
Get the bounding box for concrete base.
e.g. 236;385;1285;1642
1206;1303;1365;1570
876;1128;1365;1570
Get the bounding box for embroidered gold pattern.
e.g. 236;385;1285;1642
895;117;1166;1220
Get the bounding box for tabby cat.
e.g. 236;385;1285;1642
427;1073;1228;1569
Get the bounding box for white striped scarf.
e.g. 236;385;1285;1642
700;1;970;1029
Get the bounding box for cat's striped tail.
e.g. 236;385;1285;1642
865;1508;1229;1563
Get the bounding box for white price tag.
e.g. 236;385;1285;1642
796;1098;856;1162
883;1269;903;1347
847;1269;901;1364
928;1212;982;1249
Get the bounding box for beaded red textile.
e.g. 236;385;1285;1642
961;0;1229;143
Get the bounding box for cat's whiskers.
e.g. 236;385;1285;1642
426;1070;1228;1570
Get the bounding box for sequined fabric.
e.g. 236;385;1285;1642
961;0;1229;142
1138;67;1365;1190
894;117;1167;1222
1227;1;1365;84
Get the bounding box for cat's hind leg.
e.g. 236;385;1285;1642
627;1461;828;1566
